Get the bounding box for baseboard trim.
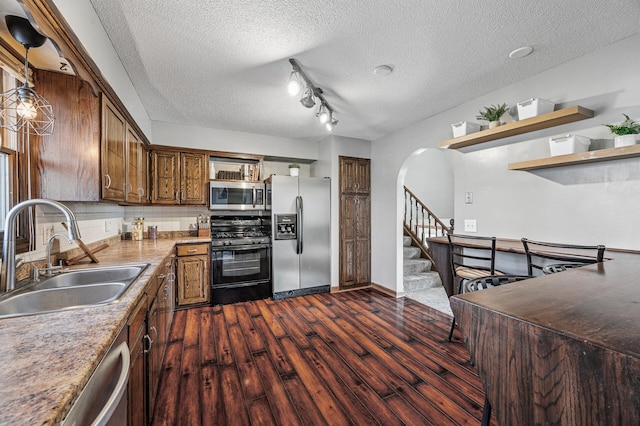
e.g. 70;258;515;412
371;282;404;298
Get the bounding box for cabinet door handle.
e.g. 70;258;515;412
143;334;152;354
187;249;198;253
157;274;166;279
104;174;111;189
175;191;180;201
138;187;145;196
168;272;176;283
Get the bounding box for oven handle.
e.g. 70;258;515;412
253;186;256;208
212;281;270;289
296;195;303;255
211;244;271;251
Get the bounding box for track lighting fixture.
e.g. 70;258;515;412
287;58;338;131
0;16;55;136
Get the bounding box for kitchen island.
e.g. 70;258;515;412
449;250;640;424
0;236;209;425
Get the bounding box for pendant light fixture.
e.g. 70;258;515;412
287;58;338;131
0;16;55;136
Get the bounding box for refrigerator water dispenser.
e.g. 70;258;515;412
275;214;297;240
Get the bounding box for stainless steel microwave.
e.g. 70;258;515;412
209;181;266;210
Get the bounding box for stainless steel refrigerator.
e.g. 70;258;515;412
269;175;331;299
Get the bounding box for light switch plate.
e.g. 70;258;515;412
464;219;477;232
465;192;473;204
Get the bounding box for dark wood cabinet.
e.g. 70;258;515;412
126;127;148;203
180;152;207;205
151;149;207;205
339;156;371;289
176;243;210;306
101;95;148;204
339;156;370;194
31;70;100;201
128;254;175;426
127;295;148;426
150;150;179;204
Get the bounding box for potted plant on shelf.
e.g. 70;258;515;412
288;163;300;176
604;114;640;147
476;103;509;129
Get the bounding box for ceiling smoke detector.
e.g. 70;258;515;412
508;46;534;59
373;65;394;76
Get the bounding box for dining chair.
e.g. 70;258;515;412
447;233;502;341
462;274;532;426
521;238;605;276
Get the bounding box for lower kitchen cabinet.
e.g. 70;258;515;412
127;254;175;426
176;243;210;307
127;295;148;426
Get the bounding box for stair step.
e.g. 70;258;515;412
404;271;442;292
403;258;432;274
403;246;422;260
403;235;412;247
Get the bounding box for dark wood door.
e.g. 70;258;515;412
126;127;147;204
151;150;180;204
32;70;100;201
128;296;147;426
339;156;370;194
177;254;210;306
101;95;127;201
339;156;371;289
180;152;207;205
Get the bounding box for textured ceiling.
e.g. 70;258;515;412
88;0;640;143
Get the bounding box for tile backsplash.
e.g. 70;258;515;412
19;202;208;262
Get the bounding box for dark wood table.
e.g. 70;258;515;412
449;250;640;425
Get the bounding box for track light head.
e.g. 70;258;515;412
300;88;315;108
326;116;338;132
287;70;302;96
317;103;330;124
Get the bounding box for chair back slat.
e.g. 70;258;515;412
521;238;605;275
448;234;498;278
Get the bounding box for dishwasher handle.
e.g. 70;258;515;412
91;341;130;426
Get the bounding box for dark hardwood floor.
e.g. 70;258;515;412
152;289;495;425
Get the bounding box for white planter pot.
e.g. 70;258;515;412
614;134;638;147
289;167;299;176
489;121;500;129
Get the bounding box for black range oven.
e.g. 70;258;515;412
210;214;271;305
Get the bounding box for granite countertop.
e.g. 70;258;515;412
0;236;209;425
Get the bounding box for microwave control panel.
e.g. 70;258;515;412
275;214;297;240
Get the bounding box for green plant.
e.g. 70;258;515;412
604;114;640;135
476;103;509;122
288;163;300;168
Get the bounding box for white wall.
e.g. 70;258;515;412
52;0;152;139
371;33;640;294
317;135;371;287
151;121;319;160
403;149;454;219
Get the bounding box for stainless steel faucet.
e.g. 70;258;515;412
1;199;81;292
41;232;71;277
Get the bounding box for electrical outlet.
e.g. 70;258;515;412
42;225;55;244
464;219;477;233
105;220;112;232
465;192;473;204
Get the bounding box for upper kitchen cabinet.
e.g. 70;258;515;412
101;95;148;204
30;70;100;201
150;148;207;205
340;156;370;194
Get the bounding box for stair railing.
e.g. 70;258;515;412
403;186;454;265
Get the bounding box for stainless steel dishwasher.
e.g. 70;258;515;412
61;326;130;426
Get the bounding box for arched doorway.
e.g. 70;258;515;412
399;148;454;314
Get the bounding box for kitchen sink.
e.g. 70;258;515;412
32;265;148;290
0;264;148;319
